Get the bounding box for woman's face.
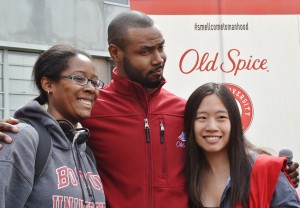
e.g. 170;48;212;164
193;94;231;155
47;54;99;125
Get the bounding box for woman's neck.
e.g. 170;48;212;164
205;150;230;175
200;150;230;207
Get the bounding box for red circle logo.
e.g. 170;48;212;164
225;83;254;132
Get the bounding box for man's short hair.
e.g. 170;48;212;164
108;10;154;50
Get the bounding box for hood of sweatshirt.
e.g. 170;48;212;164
14;100;75;150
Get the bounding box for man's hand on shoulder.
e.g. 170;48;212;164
0;118;19;149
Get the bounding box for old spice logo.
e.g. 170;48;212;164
176;132;186;148
179;48;268;76
225;83;253;132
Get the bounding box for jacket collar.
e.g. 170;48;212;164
110;68;166;98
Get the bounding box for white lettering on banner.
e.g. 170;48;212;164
179;48;268;76
225;83;253;132
227;87;252;117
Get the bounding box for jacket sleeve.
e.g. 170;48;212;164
0;123;39;207
271;171;300;207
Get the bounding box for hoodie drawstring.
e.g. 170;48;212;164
71;139;96;206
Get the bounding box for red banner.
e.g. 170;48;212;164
130;0;300;15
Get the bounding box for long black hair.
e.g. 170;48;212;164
184;82;252;207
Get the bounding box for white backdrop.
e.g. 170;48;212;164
153;15;300;161
130;0;300;193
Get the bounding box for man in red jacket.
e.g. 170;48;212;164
81;10;188;207
0;10;299;207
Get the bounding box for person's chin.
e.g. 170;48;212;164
77;110;92;120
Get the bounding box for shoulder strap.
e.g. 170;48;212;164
19;118;52;184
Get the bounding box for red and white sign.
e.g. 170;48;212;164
130;0;300;172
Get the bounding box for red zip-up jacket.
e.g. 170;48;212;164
235;154;299;207
82;69;188;208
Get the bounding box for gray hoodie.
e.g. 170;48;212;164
0;101;106;207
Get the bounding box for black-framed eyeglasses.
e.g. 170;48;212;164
60;75;104;89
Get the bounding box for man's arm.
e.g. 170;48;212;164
0;118;19;149
0;118;299;188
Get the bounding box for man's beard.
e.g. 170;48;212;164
123;56;163;89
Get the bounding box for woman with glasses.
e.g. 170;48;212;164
0;44;106;207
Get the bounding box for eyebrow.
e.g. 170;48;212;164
159;40;165;45
196;110;228;114
140;39;165;49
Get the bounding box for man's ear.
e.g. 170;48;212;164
41;77;54;94
108;44;122;62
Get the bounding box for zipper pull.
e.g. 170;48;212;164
160;123;165;144
144;118;150;143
